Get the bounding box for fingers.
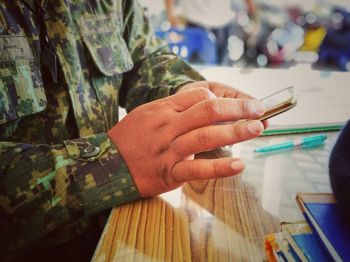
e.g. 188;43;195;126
178;81;253;99
207;81;254;99
171;158;245;183
172;120;264;157
164;87;216;112
175;98;265;135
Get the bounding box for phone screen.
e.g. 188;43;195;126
259;86;297;121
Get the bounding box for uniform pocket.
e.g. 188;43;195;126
0;35;46;125
77;12;134;76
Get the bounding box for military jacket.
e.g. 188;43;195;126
0;0;202;258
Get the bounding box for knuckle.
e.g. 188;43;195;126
203;99;221;118
167;100;180;112
197;127;211;146
199;81;210;90
145;100;167;114
157;100;171;110
230;99;250;118
213;159;221;176
238;99;249;114
231;124;244;140
213;160;220;175
196;87;212;100
186;162;196;179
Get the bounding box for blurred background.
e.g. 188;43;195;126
139;0;350;71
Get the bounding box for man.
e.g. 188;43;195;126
329;120;350;218
164;0;257;64
0;0;266;260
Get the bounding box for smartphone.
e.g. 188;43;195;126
258;86;297;121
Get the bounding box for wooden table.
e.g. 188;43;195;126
92;132;338;261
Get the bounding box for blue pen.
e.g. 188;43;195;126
254;134;327;153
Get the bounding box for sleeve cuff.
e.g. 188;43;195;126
63;133;140;215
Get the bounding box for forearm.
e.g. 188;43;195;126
164;0;175;20
245;0;257;18
0;133;139;255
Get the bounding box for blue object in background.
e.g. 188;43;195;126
155;27;218;64
317;7;350;71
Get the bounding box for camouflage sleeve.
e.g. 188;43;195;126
119;0;205;112
0;133;139;255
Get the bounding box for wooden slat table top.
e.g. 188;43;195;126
93;132;338;261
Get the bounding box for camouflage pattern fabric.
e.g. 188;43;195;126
0;0;203;260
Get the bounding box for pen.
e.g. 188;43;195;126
254;134;327;153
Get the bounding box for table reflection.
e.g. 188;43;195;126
93;132;338;262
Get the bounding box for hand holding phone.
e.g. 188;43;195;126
258;86;297;121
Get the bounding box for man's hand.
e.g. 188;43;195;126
108;83;266;197
178;81;254;99
178;81;269;128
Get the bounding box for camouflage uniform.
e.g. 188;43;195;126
0;0;202;260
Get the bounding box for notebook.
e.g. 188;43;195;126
200;66;350;135
265;233;294;262
281;221;329;262
296;193;350;261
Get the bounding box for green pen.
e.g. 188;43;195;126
254;134;327;153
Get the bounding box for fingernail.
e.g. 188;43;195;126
247;121;264;135
231;160;244;170
249;100;265;115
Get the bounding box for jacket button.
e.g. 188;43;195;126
80;146;101;158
